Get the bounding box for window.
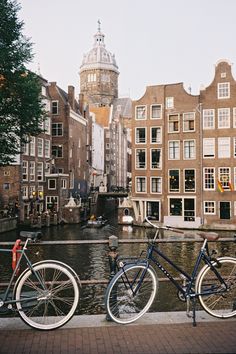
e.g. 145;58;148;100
29;186;35;198
234;138;236;157
151;127;162;144
88;73;96;82
169;198;182;216
22;186;28;199
219;167;230;190
37;138;43;157
233;108;236;128
44;117;51;134
151;104;161;119
37;162;43;181
218;82;230;99
168;141;180;160
218;108;230;128
204;168;215;190
45;140;50;158
52;101;59;114
151;177;162;193
204;201;216;215
29;161;35;181
147;201;160;220
218;137;230;158
3;171;10;176
183;112;195;132
169;198;195;221
150;149;161;169
46;196;58;211
135;149;146;169
203;109;215;129
203;138;215;158
166;97;174;109
169;170;179;192
52;145;63;158
29;137;35;156
168;114;179;132
3;183;10;190
135;128;146;143
61;179;67;189
22;142;29;155
183;140;195;159
22;161;28;181
136;106;146;120
52;123;63;136
48;179;56;189
136;177;146;192
184;169;195;192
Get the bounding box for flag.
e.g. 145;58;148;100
228;181;234;191
217;180;224;193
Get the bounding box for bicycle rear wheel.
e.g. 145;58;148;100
196;257;236;318
15;262;79;330
105;263;157;324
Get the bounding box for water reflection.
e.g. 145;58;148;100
0;221;235;315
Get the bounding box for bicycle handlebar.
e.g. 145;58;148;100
144;216;184;234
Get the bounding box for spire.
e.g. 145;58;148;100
94;19;105;47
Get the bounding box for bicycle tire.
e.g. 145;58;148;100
13;260;81;289
105;263;157;324
196;256;236;318
15;262;79;330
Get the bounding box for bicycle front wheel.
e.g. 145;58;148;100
15;262;79;330
105;263;157;324
196;257;236;318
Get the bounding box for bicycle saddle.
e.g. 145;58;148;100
197;231;219;241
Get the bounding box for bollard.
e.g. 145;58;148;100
108;235;118;279
106;235;118;321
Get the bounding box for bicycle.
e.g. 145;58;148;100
0;231;80;330
105;216;236;326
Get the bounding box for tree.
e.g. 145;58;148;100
0;0;45;164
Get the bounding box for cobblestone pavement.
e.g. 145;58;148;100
0;314;235;354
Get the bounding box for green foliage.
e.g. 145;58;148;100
0;0;45;164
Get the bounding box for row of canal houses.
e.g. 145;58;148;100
1;22;236;229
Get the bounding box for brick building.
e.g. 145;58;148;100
132;59;236;229
48;83;89;199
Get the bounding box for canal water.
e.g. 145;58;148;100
0;214;235;316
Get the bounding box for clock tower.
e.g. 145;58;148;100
79;21;119;107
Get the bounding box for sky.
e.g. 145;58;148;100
19;0;236;100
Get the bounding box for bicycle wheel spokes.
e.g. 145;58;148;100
106;264;157;324
197;257;236;318
15;263;79;330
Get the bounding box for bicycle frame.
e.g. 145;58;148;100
145;238;225;299
0;240;46;307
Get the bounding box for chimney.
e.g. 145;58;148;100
68;85;75;110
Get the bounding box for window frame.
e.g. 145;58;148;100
150;104;162;119
135;127;146;144
217;82;230;99
135;105;147;120
150;177;162;194
135;176;147;193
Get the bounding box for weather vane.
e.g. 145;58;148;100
98;19;101;31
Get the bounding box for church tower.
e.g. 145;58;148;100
79;21;119;107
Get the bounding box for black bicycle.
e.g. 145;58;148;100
105;216;236;326
0;231;80;330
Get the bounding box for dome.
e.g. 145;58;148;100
80;21;119;74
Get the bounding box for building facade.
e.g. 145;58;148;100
48;83;89;200
132;60;236;229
